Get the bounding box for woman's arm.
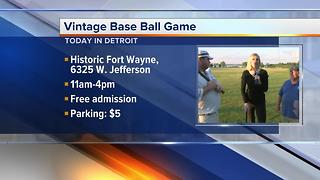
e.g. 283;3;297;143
241;71;249;103
261;70;268;92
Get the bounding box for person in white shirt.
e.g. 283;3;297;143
198;50;224;123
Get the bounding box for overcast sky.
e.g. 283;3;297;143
199;46;300;64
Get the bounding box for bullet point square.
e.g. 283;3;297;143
64;82;69;86
64;111;69;116
64;57;69;62
64;96;69;101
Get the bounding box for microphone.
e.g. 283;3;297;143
254;69;260;85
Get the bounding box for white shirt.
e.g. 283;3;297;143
198;69;221;115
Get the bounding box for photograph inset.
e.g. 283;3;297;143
197;46;300;124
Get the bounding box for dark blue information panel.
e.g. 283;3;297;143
0;36;279;137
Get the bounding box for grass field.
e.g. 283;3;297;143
210;67;289;123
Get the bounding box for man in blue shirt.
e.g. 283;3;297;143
276;65;300;122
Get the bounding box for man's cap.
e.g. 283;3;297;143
198;50;213;60
290;65;299;71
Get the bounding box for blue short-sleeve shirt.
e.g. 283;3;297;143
279;80;299;119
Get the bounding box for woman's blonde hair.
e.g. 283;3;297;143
246;53;261;71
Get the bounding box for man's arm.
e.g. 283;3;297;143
203;81;217;96
276;95;282;112
277;82;285;112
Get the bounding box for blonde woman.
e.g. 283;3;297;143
241;53;268;123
